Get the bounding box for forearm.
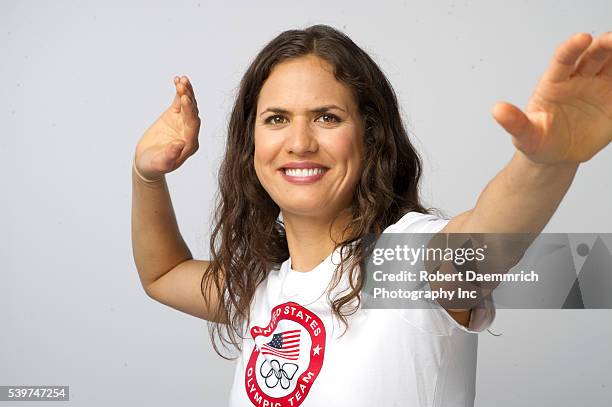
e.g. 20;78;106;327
460;150;579;233
432;151;578;319
131;166;192;288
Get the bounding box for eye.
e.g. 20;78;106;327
264;114;288;125
316;113;341;124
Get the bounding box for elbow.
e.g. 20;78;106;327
140;276;160;300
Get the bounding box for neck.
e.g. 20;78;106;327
282;207;354;272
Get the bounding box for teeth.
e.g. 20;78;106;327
284;168;325;177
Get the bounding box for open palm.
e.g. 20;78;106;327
493;32;612;165
134;75;201;181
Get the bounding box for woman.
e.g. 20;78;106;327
131;25;612;406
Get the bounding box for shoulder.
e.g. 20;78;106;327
384;211;450;234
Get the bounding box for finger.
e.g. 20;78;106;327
180;76;198;108
181;94;201;133
184;82;199;116
182;76;196;98
575;32;612;77
177;79;199;118
595;32;612;79
492;102;540;154
171;76;182;113
187;82;199;114
171;76;199;115
180;95;201;156
543;33;593;83
186;88;199;116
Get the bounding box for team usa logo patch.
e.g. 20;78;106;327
245;302;326;407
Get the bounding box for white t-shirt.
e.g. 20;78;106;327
228;211;496;407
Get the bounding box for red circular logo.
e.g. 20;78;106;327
245;302;326;407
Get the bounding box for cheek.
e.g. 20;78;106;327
321;128;364;168
253;131;280;176
253;149;267;184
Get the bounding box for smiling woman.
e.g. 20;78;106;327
254;54;365;222
132;24;492;407
131;23;612;407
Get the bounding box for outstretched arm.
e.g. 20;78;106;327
438;32;612;327
444;31;612;234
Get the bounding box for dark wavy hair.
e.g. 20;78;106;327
202;24;438;358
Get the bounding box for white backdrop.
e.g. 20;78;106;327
1;0;611;405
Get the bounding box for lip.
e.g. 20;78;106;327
278;167;328;184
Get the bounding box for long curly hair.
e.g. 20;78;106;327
202;24;438;358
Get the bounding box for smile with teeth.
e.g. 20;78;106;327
284;168;326;177
280;167;329;184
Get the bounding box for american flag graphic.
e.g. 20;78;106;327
261;329;301;361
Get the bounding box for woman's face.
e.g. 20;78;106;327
254;54;364;219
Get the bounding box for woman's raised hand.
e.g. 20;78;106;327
133;75;201;182
492;32;612;166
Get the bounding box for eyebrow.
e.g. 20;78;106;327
258;104;347;117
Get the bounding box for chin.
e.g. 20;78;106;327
279;201;330;217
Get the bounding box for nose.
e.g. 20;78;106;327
285;118;318;155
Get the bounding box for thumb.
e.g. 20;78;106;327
492;101;539;154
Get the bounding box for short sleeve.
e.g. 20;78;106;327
385;211;497;334
435;292;496;334
384;211;451;234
